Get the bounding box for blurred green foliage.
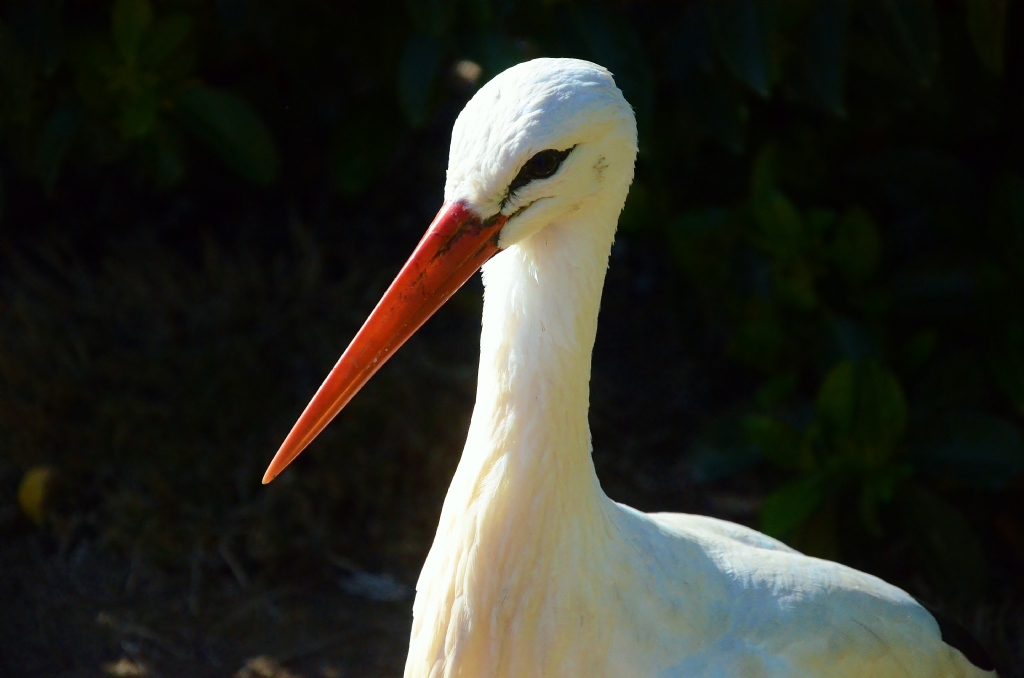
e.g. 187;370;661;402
1;0;1023;614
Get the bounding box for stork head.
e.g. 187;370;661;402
263;58;636;483
446;58;638;248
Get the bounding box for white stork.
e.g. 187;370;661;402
263;58;997;677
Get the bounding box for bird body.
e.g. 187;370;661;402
265;58;996;677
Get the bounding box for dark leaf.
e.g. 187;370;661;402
902;486;988;599
744;415;802;470
790;498;839;560
761;475;824;538
849;148;980;212
566;7;655;141
876;0;940;88
856;361;907;458
331;102;404;196
988;174;1024;264
752;190;804;260
112;0;153;60
816;360;856;437
668;208;737;283
730;313;785;372
0;21;36;123
473;30;531;80
829;207;880;285
903;330;937;371
803;0;849;115
966;0;1008;77
9;0;63;75
754;372;798;410
909;411;1024;490
406;0;456;38
773;260;818;310
397;32;442;127
176;85;279;185
152;125;184;188
139;15;192;71
826;316;883;365
991;343;1024;411
890;264;977;321
860;467;906;536
707;0;776;97
750;143;779;200
689;415;761;483
668;4;748;151
120;88;158;139
34;104;83;195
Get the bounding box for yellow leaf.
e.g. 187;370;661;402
17;466;53;526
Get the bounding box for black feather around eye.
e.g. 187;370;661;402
506;147;575;199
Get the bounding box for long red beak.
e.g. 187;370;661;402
263;202;505;484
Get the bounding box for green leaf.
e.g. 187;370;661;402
966;0;1008;77
689;415;762;483
744;415;801;470
752;190;804;260
816;360;856;436
859;467;906;536
856;361;907;458
112;0;153;60
406;0;456;38
139;15;192;71
773;260;818;310
903;330;937;371
750;143;779;200
397;32;442;127
761;475;824;538
878;0;940;88
790;497;839;560
829;207;880;286
707;0;776;97
34;104;83;195
803;0;849;115
754;372;798;410
730;313;785;372
176;85;279;185
668;208;737;283
152;125;184;188
120;88;158;138
909;411;1024;489
902;486;987;599
827;316;882;364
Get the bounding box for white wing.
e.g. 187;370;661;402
633;508;997;677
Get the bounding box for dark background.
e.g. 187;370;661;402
1;1;1023;676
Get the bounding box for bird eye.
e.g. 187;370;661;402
524;150;563;179
506;147;575;198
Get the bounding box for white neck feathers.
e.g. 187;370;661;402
406;198;623;677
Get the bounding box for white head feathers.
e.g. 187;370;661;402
444;58;638;249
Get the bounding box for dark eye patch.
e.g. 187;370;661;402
502;146;575;209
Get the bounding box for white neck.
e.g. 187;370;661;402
407;198;623;676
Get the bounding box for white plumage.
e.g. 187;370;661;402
268;58;996;677
409;58;992;678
